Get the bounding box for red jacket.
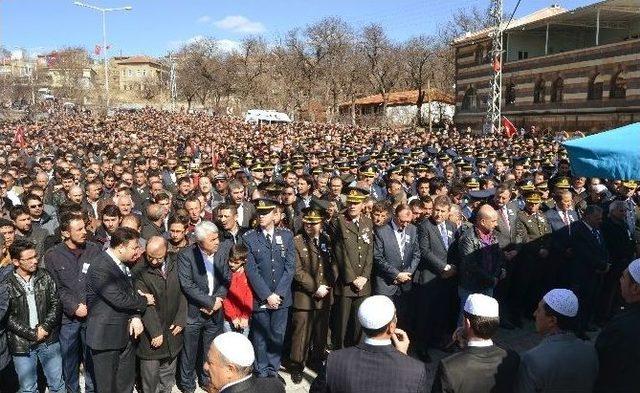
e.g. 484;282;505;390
223;270;253;321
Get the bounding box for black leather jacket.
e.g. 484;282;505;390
6;268;62;354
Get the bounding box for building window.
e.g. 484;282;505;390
550;77;563;103
128;69;132;77
610;71;626;99
588;73;603;100
505;82;516;106
534;78;546;104
462;86;477;110
474;45;485;65
143;70;146;76
517;51;528;60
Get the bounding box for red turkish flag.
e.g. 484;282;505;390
502;116;517;138
492;55;501;72
94;45;101;55
13;126;26;148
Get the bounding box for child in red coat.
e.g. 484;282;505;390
222;244;253;336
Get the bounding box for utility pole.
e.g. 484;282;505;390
427;78;432;133
169;54;177;110
485;0;503;135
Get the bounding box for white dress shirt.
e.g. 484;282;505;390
199;247;216;296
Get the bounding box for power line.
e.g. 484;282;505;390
504;0;524;31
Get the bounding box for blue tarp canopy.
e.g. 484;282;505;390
562;122;640;180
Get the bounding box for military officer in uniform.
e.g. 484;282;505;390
243;198;295;380
329;186;374;349
513;190;552;324
289;206;336;384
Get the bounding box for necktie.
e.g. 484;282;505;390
592;228;601;244
439;223;449;249
314;238;319;249
266;233;272;244
501;207;510;232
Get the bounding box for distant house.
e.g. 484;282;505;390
114;55;167;91
339;89;455;126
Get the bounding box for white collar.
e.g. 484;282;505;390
219;374;252;392
467;338;494;347
262;227;275;239
364;337;392;346
583;221;594;232
198;246;215;259
105;248;122;266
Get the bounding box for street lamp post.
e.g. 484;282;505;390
73;1;132;109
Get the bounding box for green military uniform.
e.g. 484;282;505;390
289;231;336;372
513;191;552;320
328;190;374;349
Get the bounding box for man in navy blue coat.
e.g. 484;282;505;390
243;198;295;379
177;221;231;393
373;204;420;329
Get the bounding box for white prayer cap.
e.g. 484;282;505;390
593;184;608;194
543;289;579;317
628;259;640;284
213;332;255;368
358;295;396;330
464;294;499;318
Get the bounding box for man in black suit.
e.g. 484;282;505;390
373;204;420;330
569;204;609;333
321;295;428;393
177;221;231;393
432;294;520;393
413;196;456;359
216;203;248;245
204;332;284;393
545;190;579;288
594;259;640;393
85;227;155;393
228;181;256;229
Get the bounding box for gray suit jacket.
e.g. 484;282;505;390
373;221;420;296
414;219;455;285
516;333;598;393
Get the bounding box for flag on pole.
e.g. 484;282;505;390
94;45;102;55
13;126;26;148
502;116;517;138
492;55;501;72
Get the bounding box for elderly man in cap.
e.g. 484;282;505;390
432;294;520;393
328;185;375;349
204;332;284;393
243;198;295;380
594;258;640;393
320;295;427;393
289;206;336;384
516;289;598;393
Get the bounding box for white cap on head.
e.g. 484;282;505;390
358;295;395;330
593;184;608;194
628;259;640;284
543;289;579;317
213;332;254;368
464;294;499;318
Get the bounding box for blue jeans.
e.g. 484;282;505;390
223;320;250;337
457;286;494;326
179;319;222;393
59;321;94;393
13;341;65;393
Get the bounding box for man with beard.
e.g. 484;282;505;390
44;213;102;393
140;203;168;241
86;228;155;393
10;206;48;259
93;205;121;248
329;186;374;349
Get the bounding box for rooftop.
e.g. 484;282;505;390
341;89;455;108
115;55;163;66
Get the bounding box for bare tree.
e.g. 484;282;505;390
359;24;401;123
402;35;437;125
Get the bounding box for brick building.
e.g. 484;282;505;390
453;0;640;132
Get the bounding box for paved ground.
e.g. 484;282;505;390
174;321;545;392
80;322;596;392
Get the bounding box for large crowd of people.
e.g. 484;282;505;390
0;107;638;393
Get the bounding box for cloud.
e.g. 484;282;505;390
216;39;242;53
197;15;211;24
167;36;241;54
214;15;265;34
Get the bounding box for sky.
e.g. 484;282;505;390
1;0;596;58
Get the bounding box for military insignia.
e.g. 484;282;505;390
275;235;283;245
361;233;370;244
